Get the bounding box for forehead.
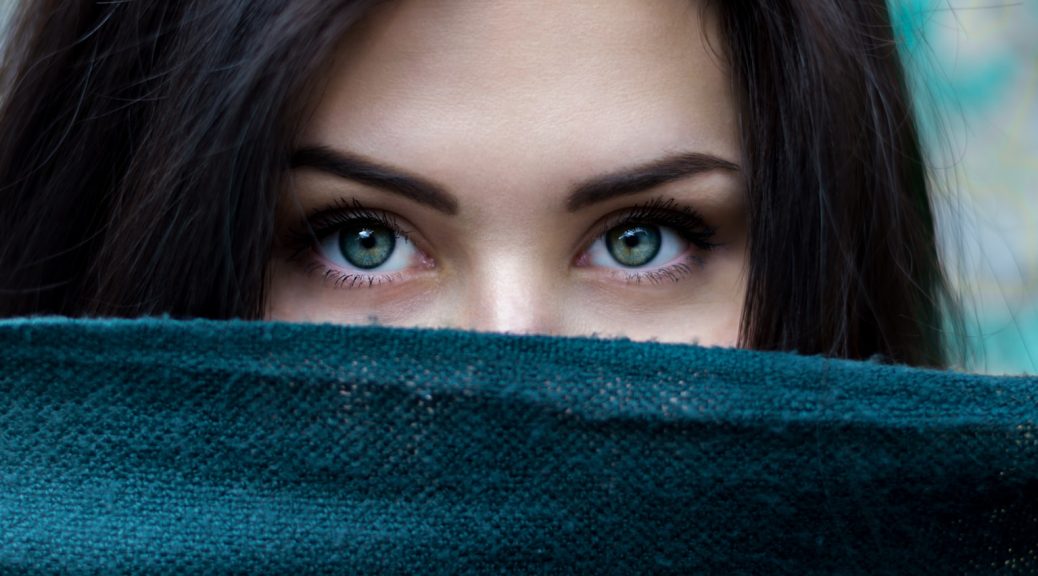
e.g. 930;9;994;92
301;0;738;209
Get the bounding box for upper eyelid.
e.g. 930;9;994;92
302;201;418;247
306;198;405;230
599;198;712;231
280;200;410;263
578;197;718;252
290;195;715;259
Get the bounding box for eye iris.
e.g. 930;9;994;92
339;224;396;269
606;225;661;267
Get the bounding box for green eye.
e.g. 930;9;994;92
605;224;662;267
339;224;396;269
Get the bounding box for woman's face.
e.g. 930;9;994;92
267;0;747;345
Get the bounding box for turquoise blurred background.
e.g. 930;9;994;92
0;1;1034;373
893;1;1037;373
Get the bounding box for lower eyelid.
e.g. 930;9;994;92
623;257;702;284
593;251;705;286
302;258;406;290
302;237;437;290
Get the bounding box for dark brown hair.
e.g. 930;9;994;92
0;0;963;367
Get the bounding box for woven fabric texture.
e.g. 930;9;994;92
1;317;1037;574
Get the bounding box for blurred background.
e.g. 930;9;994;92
0;1;1035;373
894;1;1037;374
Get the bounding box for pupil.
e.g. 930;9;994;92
340;224;395;269
606;224;661;268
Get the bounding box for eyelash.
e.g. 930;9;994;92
284;198;419;289
283;196;718;289
581;197;717;285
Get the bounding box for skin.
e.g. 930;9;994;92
267;0;748;345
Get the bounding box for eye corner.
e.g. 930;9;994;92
572;248;592;268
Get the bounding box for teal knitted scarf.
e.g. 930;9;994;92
2;318;1036;574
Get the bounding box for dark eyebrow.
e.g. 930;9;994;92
566;153;740;211
291;146;459;215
